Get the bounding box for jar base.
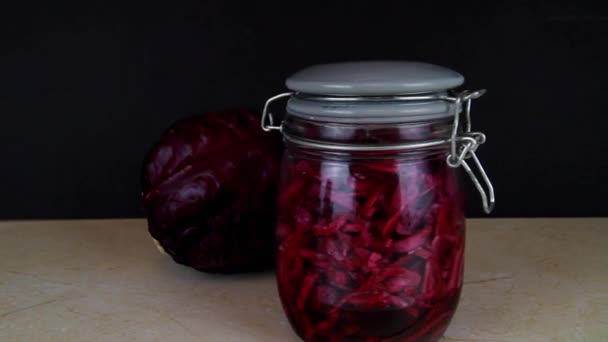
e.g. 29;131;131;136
287;303;457;342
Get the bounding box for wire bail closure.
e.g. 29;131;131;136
261;90;495;213
261;92;292;132
446;90;495;214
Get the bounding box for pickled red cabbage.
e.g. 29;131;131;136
142;109;281;273
276;153;465;341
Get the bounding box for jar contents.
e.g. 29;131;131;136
276;152;465;341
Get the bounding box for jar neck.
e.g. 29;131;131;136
281;114;454;157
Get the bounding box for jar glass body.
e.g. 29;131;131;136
275;116;466;342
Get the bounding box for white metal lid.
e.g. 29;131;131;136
285;61;464;96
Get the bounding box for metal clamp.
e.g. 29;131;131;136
261;92;292;132
461;152;495;214
261;89;495;213
445;90;495;214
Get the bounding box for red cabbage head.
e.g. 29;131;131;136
142;109;281;273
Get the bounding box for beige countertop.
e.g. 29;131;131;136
0;218;606;341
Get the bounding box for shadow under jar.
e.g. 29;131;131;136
263;61;495;342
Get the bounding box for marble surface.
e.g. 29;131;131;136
0;218;606;341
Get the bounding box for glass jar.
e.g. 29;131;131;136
262;61;495;342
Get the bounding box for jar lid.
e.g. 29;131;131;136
286;61;464;96
285;96;456;124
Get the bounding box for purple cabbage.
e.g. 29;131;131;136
142;109;281;273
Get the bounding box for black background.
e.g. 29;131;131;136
1;1;606;219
